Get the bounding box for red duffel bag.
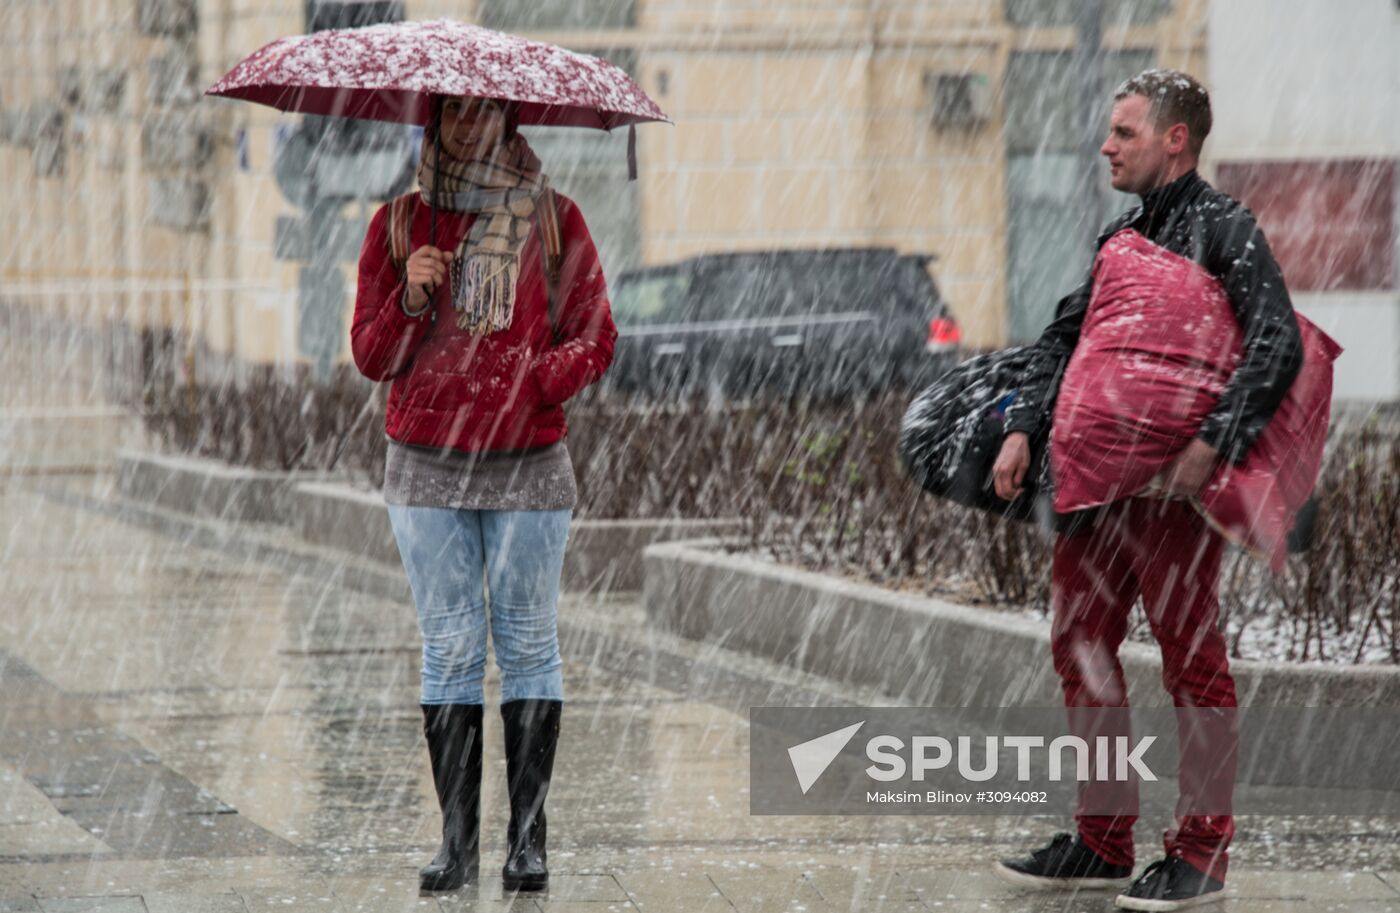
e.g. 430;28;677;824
1051;229;1342;572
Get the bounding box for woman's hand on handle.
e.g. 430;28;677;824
404;246;453;312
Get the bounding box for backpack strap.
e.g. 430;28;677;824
534;187;564;345
386;190;417;276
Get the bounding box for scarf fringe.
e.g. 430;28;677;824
454;252;519;334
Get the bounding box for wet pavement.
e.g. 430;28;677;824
0;473;1398;912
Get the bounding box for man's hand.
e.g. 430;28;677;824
1163;438;1221;498
992;432;1032;501
404;246;453;312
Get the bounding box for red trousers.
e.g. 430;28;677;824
1051;498;1238;883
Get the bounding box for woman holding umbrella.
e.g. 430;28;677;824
207;21;666;893
350;93;614;893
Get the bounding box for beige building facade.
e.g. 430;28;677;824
0;0;1207;376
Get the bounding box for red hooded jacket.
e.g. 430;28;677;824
351;192;616;454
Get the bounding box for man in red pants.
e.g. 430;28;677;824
989;69;1303;911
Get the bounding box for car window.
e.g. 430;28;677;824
696;255;908;321
695;262;786;321
898;257;943;313
611;272;692;326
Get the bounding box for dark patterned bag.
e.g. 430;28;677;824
898;346;1052;524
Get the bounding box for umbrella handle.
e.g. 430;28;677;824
429;95;442;248
628;125;637;181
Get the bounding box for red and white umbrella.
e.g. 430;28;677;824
207;18;668;130
207;19;666;345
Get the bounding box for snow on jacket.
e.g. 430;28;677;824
351;192;616;454
1004;169;1305;466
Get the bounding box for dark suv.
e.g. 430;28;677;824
603;248;961;399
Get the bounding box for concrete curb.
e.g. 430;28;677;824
642;539;1400;708
4;409;148;473
291;479;743;593
111;451;742;593
115;449;331;524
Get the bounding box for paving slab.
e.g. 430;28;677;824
432;888;543;913
236;885;347;912
0;772;70;829
525;876;629;904
141;894;249;913
0;898;40;913
1208;902;1400;913
0;821;110;857
706;865;830;913
34;898;146;913
613;868;726;909
0;863;156;898
799;863;924;906
527;902;640;913
922;901;1400;913
899;867;1049;902
1227;870;1397;900
328;876;440;913
923;897;1120;913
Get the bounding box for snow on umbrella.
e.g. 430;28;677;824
207;18;670;248
205;18;669;130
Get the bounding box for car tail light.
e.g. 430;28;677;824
926;316;961;353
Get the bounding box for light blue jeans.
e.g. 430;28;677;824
387;506;571;705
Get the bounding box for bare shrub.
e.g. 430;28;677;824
135;347;1396;662
1218;426;1400;663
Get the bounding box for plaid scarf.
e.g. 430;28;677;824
417;132;550;334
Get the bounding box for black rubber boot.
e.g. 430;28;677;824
419;703;483;892
500;699;561;893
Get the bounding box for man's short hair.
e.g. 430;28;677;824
1114;68;1212;156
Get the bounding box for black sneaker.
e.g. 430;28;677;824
1115;856;1225;911
994;832;1134;890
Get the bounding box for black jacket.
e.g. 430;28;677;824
1002;169;1305;465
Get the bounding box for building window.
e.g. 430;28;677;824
477;0;637;31
1004;49;1152;342
1217;160;1397;293
304;0;405;31
520;46;641;276
527;129;641;277
1005;0;1172;28
471;7;640;272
